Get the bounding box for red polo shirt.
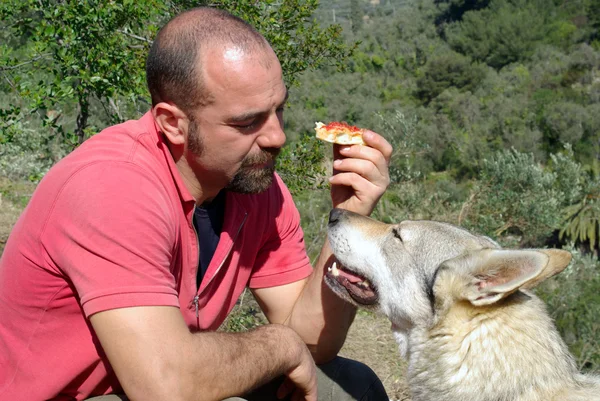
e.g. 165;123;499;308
0;112;313;400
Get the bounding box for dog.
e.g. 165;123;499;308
325;208;600;401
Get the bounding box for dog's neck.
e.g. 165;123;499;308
402;291;580;401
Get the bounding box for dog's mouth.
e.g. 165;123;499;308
325;261;378;305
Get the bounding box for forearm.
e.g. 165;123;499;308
171;324;305;401
285;240;357;364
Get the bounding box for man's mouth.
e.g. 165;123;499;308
326;261;378;305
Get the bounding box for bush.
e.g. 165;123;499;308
277;131;328;196
372;110;428;184
536;248;600;373
416;51;486;103
0;120;68;182
461;147;580;246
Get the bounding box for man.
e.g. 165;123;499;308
0;7;392;401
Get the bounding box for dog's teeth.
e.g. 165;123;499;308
362;279;371;287
331;262;340;277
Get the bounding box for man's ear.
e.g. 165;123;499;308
152;102;189;146
445;248;571;306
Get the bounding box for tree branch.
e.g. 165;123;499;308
117;29;153;44
0;53;52;71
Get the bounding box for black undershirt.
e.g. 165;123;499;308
193;190;226;289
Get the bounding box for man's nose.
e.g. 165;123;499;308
258;115;286;149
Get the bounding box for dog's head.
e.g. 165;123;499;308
325;208;571;332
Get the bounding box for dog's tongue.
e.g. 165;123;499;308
327;261;377;305
336;267;365;283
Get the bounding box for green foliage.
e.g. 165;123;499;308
1;0;158;144
461;148;580;246
416;51;486;102
588;0;600;41
219;289;268;332
433;0;491;24
209;0;357;87
445;0;554;69
1;0;355;189
277;131;328;197
559;161;600;251
0;120;62;181
536;248;600;372
372;110;428;183
561;197;600;252
542;102;589;149
350;0;364;34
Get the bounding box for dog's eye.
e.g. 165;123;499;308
393;228;403;242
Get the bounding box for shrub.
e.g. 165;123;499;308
277;131;328;196
416;51;486;103
461;147;580;246
536;247;600;373
372;110;428;184
0;120;68;182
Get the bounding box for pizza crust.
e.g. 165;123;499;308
315;121;365;145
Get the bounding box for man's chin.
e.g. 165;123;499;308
225;168;275;194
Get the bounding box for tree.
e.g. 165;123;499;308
587;0;600;41
351;0;364;35
0;0;158;144
444;0;553;69
0;0;355;147
416;51;486;103
433;0;492;25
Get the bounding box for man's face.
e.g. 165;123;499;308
185;45;287;196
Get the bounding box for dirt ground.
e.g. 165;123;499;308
0;184;411;400
339;310;411;400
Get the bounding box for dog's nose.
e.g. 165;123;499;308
329;208;344;225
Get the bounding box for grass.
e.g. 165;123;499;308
0;179;35;254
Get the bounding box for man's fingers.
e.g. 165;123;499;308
332;157;389;188
277;378;295;399
362;130;393;163
335;142;390;180
329;172;379;196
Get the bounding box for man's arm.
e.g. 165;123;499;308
90;305;316;401
253;130;392;363
253;242;354;364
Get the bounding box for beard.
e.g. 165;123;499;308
188;118;279;194
225;147;279;194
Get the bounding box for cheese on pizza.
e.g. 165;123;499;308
314;121;365;145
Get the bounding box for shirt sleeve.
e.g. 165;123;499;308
248;174;313;288
40;162;180;317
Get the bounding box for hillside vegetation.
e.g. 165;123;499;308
1;0;599;390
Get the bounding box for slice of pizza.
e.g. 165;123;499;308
314;121;365;145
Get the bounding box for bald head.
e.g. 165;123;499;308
146;7;271;115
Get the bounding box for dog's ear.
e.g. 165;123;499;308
446;248;571;306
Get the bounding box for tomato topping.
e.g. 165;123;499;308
324;121;361;132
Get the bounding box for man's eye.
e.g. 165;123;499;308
235;121;256;129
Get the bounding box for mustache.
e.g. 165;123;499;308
241;147;280;167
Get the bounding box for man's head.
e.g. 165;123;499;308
147;8;287;198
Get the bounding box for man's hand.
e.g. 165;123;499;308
277;340;318;401
329;130;392;216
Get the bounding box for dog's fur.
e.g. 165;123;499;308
325;208;600;401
